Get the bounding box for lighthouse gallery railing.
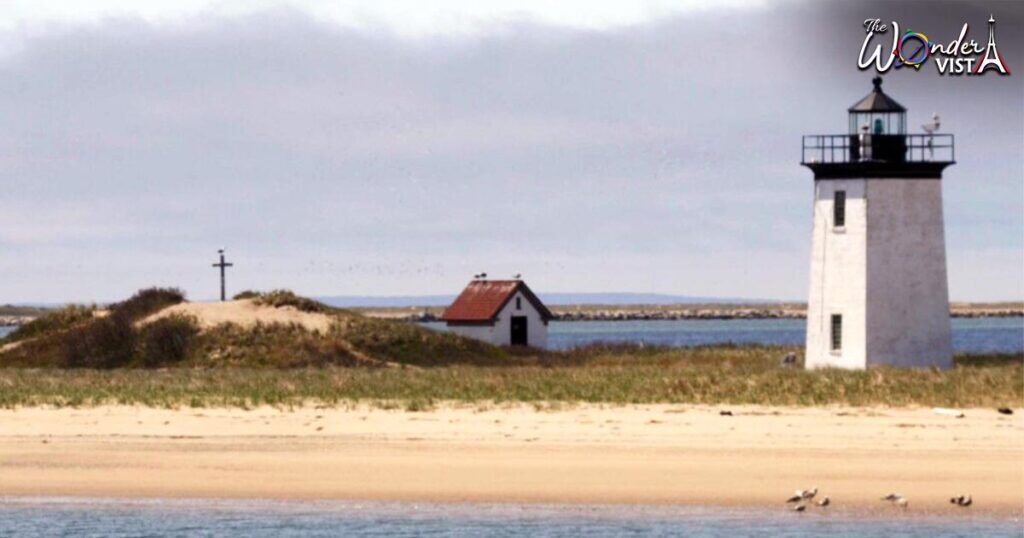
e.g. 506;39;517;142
801;134;954;165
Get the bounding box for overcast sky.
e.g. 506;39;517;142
1;0;1022;303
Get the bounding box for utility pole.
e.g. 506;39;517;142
212;248;234;301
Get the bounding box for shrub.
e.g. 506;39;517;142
61;314;136;368
110;287;186;321
232;290;261;300
254;289;329;313
2;305;95;344
139;315;199;368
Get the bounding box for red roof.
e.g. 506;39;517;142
440;280;553;322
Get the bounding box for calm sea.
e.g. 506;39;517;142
0;498;1020;537
2;317;1023;353
422;317;1024;353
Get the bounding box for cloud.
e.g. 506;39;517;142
0;2;1021;302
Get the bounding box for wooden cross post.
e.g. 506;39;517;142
212;249;234;301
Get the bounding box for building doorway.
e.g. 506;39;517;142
510;316;528;346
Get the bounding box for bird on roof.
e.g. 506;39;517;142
480;272;487;279
513;273;522;280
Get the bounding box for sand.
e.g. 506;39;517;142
1;404;1020;514
140;299;333;332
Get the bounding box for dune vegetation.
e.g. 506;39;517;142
0;288;1020;409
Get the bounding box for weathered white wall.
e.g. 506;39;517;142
865;179;952;368
805;177;952;370
447;291;548;348
806;179;868;369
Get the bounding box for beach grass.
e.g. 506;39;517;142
2;289;1020;409
0;348;1018;409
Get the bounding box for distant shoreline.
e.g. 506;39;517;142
354;303;1024;322
3;303;1022;327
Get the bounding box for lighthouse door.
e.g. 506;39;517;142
510;316;528;346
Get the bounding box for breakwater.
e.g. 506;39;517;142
385;307;1023;323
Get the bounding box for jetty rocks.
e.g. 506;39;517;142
383;305;1022;323
0;316;33;327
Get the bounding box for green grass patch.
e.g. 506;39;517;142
0;349;1018;409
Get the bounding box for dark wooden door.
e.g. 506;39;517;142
510;316;528;346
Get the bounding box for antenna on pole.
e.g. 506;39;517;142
212;248;234;301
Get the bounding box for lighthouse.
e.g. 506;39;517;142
801;77;955;369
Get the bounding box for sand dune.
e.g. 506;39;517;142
140;299;333;332
1;404;1020;514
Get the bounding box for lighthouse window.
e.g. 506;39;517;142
834;191;846;228
831;314;843;351
516;297;522;310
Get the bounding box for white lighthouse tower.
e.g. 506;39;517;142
801;77;955;369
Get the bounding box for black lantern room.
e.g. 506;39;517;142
848;76;906;135
801;77;955;179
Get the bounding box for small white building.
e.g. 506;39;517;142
801;77;954;369
440;279;553;348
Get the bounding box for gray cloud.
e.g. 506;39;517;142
1;2;1021;302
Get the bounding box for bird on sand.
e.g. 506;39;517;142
793;504;806;512
800;487;818;500
785;494;803;503
881;493;902;501
895;498;909;508
950;495;972;507
817;496;830;507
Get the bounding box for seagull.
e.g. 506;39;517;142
951;495;972;507
513;273;522;280
895;497;909;508
921;113;941;161
817;496;830;507
800;487;818;500
881;493;902;501
785;494;803;503
793;504;806;512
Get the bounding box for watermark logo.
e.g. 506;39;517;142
859;15;1010;75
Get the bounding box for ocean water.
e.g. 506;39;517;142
0;498;1019;538
422;317;1024;353
2;317;1022;353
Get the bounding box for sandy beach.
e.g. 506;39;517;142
1;404;1020;514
